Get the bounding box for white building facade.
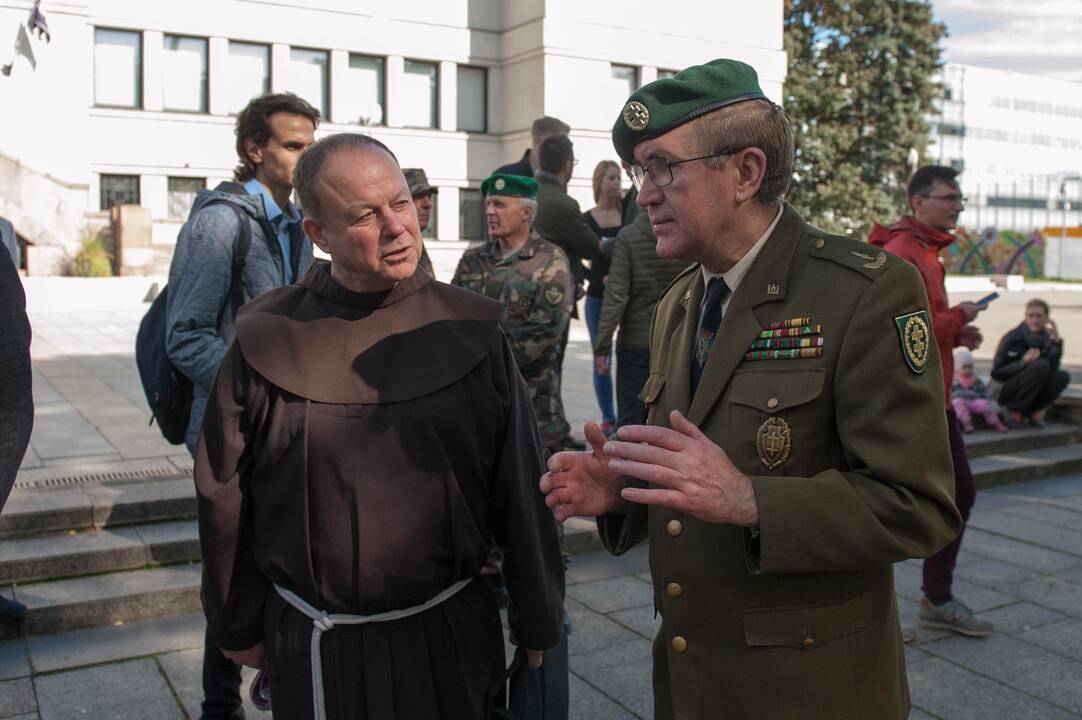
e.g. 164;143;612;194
0;0;785;275
928;63;1082;277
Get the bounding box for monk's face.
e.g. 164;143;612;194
304;147;421;291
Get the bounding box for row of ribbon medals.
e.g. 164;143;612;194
745;316;823;361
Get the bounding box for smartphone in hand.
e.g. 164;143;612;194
976;291;999;306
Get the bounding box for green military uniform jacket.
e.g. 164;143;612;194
533;171;602;289
452;231;574;449
598;204;962;720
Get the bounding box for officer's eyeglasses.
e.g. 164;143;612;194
630;148;742;190
923;193;967;205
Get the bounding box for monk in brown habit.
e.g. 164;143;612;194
194;132;564;720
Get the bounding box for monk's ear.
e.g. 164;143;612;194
303;217;329;254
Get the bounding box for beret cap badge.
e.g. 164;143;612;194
622;101;650;131
494;178;506;190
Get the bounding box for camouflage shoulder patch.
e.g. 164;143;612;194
894;310;931;374
543;284;565;307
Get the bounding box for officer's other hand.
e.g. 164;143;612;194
526;648;544;668
604;410;759;527
540;421;625;522
222;641;265;669
1023;347;1041;364
595;355;611;376
958;324;983;350
959;301;987;321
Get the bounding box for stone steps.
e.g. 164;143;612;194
963;422;1082;459
2;564;201;640
971;443;1082;488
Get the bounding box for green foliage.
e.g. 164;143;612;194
784;0;945;238
70;238;113;277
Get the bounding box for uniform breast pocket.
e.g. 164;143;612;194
727;367;827;477
456;272;485;294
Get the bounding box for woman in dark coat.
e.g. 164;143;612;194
991;298;1070;428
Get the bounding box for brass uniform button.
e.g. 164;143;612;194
803;637;815;649
666;519;683;537
766;397;779;409
671;635;687;653
666;582;683;598
814;238;826;250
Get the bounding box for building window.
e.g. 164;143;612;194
657;69;677;80
611;64;638;109
168;177;205;219
286;48;329;118
987;196;1047;209
162;35;207;113
342;54;385;126
100;174;140;210
225;41;270;115
402;60;438;129
457;66;487;133
94;28;142;108
460;189;484;240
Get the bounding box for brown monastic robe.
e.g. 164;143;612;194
195;260;564;720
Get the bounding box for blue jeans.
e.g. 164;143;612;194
584;296;615;424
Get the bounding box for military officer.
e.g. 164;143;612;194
452;173;574;453
540;60;962;720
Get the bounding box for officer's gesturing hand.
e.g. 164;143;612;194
605;410;760;527
541;421;626;522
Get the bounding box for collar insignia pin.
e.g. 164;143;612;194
767;283;781;295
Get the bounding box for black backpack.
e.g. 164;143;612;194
136;201;252;444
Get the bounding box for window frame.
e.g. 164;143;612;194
288;46;330;118
99;174;141;211
161;33;209;114
456;65;488;134
167;176;207;219
403;58;440;129
225;40;271;115
93;27;143;109
345;53;387;127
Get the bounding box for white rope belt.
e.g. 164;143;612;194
274;578;472;720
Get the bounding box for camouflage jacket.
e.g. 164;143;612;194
452;231;573;448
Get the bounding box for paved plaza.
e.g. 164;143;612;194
2;276;1082;719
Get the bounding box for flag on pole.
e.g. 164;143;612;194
29;1;50;42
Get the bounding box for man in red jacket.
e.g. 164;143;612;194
869;165;993;638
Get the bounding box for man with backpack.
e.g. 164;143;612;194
165;91;319;720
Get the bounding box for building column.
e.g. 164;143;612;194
208;37;230;115
438;186;460;241
141;174;168;220
439;61;456;132
270;43;291;93
385;55;405;128
640;67;659;85
329;49;349;125
143;30;164;111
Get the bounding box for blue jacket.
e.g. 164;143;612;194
165;182;312;452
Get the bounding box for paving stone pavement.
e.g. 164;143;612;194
3;279;1082;718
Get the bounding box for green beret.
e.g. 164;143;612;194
611;59;767;164
481;173;539;199
403;168;438;197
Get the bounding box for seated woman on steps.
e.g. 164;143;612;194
991;298;1071;429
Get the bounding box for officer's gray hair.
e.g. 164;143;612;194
293;133;399;221
693;99;793;206
522;197;539;226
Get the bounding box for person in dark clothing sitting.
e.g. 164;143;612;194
991;298;1070;428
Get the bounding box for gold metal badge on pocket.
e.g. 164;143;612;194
756;417;791;470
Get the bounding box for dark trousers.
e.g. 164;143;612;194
201;626;244;720
999;359;1070;416
921;409;977;604
615;345;651;428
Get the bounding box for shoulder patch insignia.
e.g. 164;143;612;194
850;250;886;270
544;285;565;307
894;310;931;374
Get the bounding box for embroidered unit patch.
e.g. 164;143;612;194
894;310;931;374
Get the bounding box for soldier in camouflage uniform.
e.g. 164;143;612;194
452;173;574;453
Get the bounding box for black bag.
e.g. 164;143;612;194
136;201;251;444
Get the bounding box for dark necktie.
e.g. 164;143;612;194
691;277;730;395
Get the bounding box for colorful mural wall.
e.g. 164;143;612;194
939;228;1046;278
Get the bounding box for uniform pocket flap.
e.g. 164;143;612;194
729;368;826;413
638;373;666;404
743;594;866;650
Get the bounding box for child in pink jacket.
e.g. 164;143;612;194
952;350;1007;433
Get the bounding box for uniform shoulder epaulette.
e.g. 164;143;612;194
805;229;900;281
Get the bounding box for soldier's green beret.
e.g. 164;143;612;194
612;59;768;164
481;173;539;199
